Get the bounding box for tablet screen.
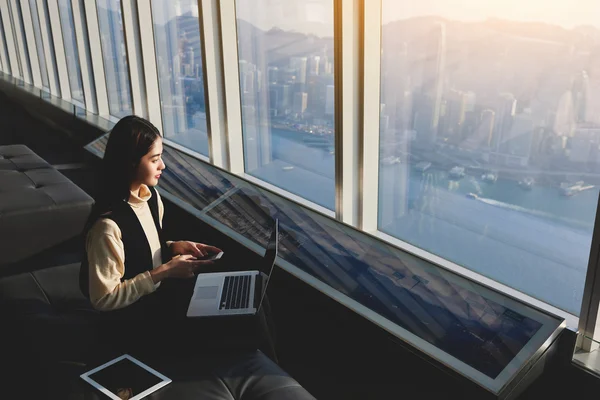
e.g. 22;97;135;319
82;355;170;400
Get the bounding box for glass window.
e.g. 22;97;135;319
378;1;599;315
5;0;23;78
96;0;132;117
41;1;60;96
0;10;10;75
12;0;31;81
151;0;208;156
57;0;84;103
235;0;335;210
28;0;49;89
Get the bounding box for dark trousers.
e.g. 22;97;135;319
98;279;277;363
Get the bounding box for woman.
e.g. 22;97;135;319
79;116;225;357
81;115;276;361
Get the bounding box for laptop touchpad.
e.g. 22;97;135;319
194;286;219;300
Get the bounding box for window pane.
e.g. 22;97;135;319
13;0;32;80
378;2;599;314
41;1;60;96
151;0;208;156
235;0;335;209
0;11;10;75
57;0;84;103
97;0;132;117
29;0;49;89
5;1;23;78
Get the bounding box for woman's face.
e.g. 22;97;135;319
132;138;165;189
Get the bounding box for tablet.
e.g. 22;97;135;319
80;354;171;400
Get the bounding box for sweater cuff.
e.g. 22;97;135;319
138;271;158;294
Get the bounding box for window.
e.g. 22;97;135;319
41;1;60;96
28;0;49;89
96;0;132;118
151;0;208;156
0;10;10;74
12;0;32;81
234;0;336;210
2;1;23;79
57;0;84;103
378;1;598;315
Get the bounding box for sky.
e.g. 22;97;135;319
382;0;600;28
234;0;600;35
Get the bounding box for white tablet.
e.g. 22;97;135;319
80;354;171;400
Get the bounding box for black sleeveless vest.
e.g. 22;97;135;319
80;186;172;299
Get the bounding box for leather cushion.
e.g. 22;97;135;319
0;145;94;265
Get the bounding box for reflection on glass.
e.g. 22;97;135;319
235;0;335;209
57;0;84;103
377;1;599;314
28;0;48;89
97;0;132;117
0;11;10;74
151;0;208;156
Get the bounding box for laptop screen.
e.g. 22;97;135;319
256;218;279;311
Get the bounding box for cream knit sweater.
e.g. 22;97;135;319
86;185;167;311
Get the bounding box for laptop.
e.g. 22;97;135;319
186;219;279;317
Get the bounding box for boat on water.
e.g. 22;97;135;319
560;181;594;196
414;161;431;172
481;171;497;183
448;166;465;179
466;192;478;199
381;156;401;166
518;177;535;190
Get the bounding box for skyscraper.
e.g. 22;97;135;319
414;23;446;147
293;92;308;114
325;85;334;116
500;110;535;162
290;57;308;84
309;55;321;76
491;93;517;151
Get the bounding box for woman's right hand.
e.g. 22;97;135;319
150;255;213;283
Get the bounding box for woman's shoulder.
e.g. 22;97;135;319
88;215;122;238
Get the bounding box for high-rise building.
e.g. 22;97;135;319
491;93;517;151
500;110;535;160
309;55;320;76
293;92;308;114
554;91;576;137
414;23;446;146
442;89;467;140
267;66;279;84
572;70;589;123
325;85;334;115
290;57;308;84
569;127;600;163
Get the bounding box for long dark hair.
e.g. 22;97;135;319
84;115;162;233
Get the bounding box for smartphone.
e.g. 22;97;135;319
200;251;224;261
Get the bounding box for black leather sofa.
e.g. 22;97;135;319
0;144;94;266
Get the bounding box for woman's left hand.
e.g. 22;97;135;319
170;241;222;258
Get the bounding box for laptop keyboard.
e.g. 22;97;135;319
220;275;252;310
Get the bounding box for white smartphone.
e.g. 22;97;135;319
201;251;223;261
